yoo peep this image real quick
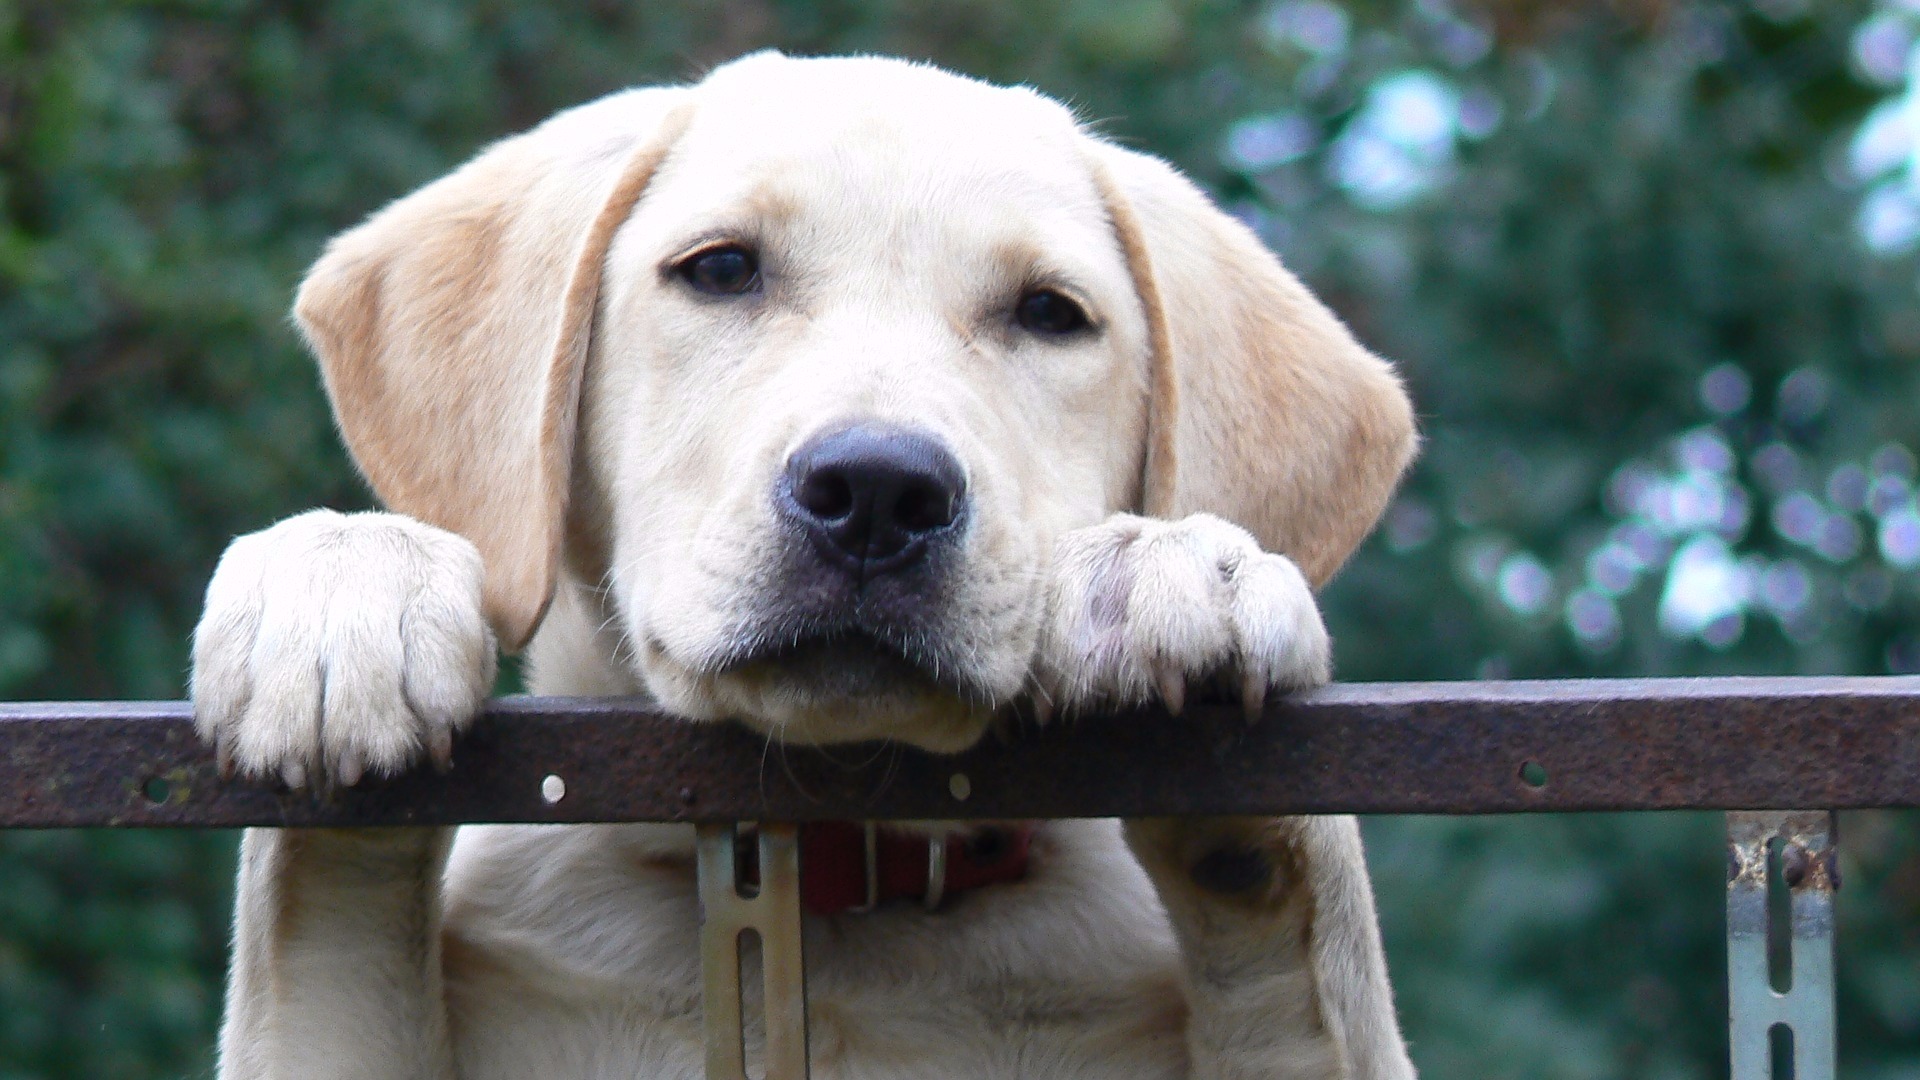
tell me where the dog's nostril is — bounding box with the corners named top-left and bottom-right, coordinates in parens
top-left (796, 471), bottom-right (857, 521)
top-left (895, 482), bottom-right (957, 532)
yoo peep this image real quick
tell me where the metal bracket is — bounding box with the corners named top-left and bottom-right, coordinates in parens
top-left (697, 823), bottom-right (810, 1080)
top-left (1728, 811), bottom-right (1837, 1080)
top-left (848, 821), bottom-right (880, 914)
top-left (924, 833), bottom-right (948, 911)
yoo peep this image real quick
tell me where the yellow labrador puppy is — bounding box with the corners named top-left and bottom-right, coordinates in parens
top-left (191, 52), bottom-right (1419, 1079)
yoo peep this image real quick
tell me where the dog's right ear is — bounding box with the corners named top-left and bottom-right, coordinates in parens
top-left (294, 89), bottom-right (693, 651)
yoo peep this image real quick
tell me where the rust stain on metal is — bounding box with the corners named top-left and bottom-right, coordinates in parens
top-left (1728, 811), bottom-right (1838, 894)
top-left (1, 677), bottom-right (1918, 828)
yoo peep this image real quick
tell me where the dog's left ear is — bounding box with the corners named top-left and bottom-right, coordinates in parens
top-left (1087, 142), bottom-right (1418, 586)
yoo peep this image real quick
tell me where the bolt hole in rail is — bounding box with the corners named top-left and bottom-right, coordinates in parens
top-left (5, 677), bottom-right (1916, 1079)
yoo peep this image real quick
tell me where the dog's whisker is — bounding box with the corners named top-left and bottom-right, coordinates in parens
top-left (874, 740), bottom-right (905, 801)
top-left (771, 725), bottom-right (824, 803)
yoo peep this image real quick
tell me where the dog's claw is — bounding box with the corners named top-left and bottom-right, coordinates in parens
top-left (280, 761), bottom-right (308, 791)
top-left (430, 727), bottom-right (455, 773)
top-left (337, 750), bottom-right (364, 788)
top-left (1157, 663), bottom-right (1186, 717)
top-left (1242, 672), bottom-right (1267, 724)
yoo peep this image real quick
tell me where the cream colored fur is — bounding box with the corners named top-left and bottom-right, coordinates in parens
top-left (191, 53), bottom-right (1420, 1079)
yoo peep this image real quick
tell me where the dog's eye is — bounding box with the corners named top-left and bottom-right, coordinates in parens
top-left (677, 245), bottom-right (760, 296)
top-left (1014, 289), bottom-right (1089, 336)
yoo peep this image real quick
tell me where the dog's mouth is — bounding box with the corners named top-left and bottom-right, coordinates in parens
top-left (713, 627), bottom-right (978, 703)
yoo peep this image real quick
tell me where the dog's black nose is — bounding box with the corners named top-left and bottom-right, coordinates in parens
top-left (783, 425), bottom-right (966, 572)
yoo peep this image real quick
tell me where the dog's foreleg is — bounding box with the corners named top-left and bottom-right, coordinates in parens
top-left (1125, 815), bottom-right (1416, 1080)
top-left (1037, 515), bottom-right (1415, 1077)
top-left (220, 827), bottom-right (457, 1080)
top-left (193, 510), bottom-right (494, 1078)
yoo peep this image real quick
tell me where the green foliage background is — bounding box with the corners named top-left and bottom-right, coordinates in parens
top-left (5, 0), bottom-right (1920, 1076)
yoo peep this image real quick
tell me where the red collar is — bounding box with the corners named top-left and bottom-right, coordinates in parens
top-left (738, 822), bottom-right (1035, 915)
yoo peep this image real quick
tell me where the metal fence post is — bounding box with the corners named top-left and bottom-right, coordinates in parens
top-left (697, 823), bottom-right (810, 1080)
top-left (1728, 811), bottom-right (1837, 1080)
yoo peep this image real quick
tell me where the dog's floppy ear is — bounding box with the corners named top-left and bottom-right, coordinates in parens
top-left (294, 90), bottom-right (692, 650)
top-left (1087, 142), bottom-right (1418, 586)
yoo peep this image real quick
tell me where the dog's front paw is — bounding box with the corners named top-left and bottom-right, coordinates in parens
top-left (1035, 513), bottom-right (1329, 718)
top-left (191, 509), bottom-right (497, 789)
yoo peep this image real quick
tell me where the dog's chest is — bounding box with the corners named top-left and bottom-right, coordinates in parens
top-left (439, 821), bottom-right (1190, 1079)
top-left (446, 979), bottom-right (1189, 1079)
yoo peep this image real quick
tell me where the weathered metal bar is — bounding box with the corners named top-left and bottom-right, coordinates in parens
top-left (1727, 811), bottom-right (1838, 1080)
top-left (3, 676), bottom-right (1918, 827)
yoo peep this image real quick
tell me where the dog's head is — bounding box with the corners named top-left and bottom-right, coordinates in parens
top-left (293, 53), bottom-right (1415, 751)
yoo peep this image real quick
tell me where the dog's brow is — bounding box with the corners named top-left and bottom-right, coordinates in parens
top-left (740, 182), bottom-right (802, 227)
top-left (655, 184), bottom-right (799, 270)
top-left (992, 238), bottom-right (1053, 280)
top-left (992, 239), bottom-right (1095, 304)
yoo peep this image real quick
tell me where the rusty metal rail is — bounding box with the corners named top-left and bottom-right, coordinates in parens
top-left (4, 675), bottom-right (1904, 1080)
top-left (4, 675), bottom-right (1918, 828)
